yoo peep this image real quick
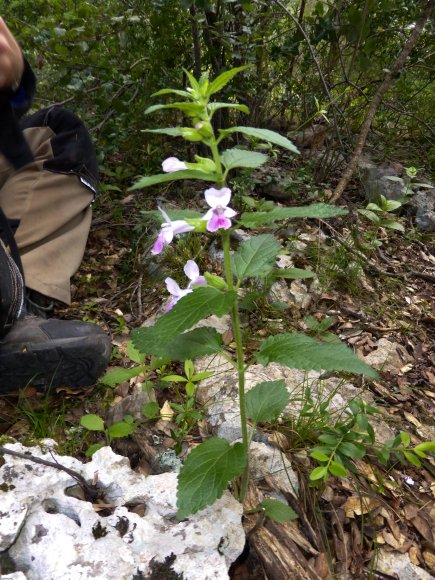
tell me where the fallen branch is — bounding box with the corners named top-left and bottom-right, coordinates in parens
top-left (0, 446), bottom-right (101, 501)
top-left (331, 0), bottom-right (434, 202)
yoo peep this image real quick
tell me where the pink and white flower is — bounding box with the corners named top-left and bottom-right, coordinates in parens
top-left (165, 260), bottom-right (206, 312)
top-left (202, 187), bottom-right (237, 232)
top-left (162, 157), bottom-right (188, 173)
top-left (151, 207), bottom-right (194, 255)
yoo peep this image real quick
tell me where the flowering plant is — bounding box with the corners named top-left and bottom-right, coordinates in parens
top-left (131, 67), bottom-right (376, 521)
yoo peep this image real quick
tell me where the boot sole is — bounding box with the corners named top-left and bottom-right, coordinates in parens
top-left (0, 334), bottom-right (111, 392)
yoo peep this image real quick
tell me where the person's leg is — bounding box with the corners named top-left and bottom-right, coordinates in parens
top-left (0, 107), bottom-right (98, 304)
top-left (0, 108), bottom-right (110, 391)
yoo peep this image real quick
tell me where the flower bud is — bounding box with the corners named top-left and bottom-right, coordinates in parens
top-left (204, 272), bottom-right (228, 290)
top-left (180, 128), bottom-right (203, 142)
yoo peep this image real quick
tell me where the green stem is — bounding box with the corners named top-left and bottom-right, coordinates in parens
top-left (222, 231), bottom-right (250, 501)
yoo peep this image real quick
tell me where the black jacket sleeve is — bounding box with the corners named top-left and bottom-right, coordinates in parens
top-left (0, 58), bottom-right (36, 169)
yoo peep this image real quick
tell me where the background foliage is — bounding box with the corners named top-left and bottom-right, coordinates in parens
top-left (2, 0), bottom-right (433, 175)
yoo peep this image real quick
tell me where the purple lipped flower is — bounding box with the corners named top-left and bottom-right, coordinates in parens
top-left (164, 260), bottom-right (206, 312)
top-left (151, 207), bottom-right (194, 255)
top-left (202, 187), bottom-right (237, 232)
top-left (162, 157), bottom-right (188, 173)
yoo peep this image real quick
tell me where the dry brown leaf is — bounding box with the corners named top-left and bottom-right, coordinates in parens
top-left (382, 529), bottom-right (411, 552)
top-left (408, 545), bottom-right (422, 566)
top-left (268, 431), bottom-right (290, 451)
top-left (314, 553), bottom-right (330, 578)
top-left (403, 503), bottom-right (419, 520)
top-left (423, 550), bottom-right (435, 573)
top-left (344, 496), bottom-right (382, 518)
top-left (410, 515), bottom-right (434, 544)
top-left (386, 516), bottom-right (402, 541)
top-left (404, 411), bottom-right (422, 428)
top-left (321, 486), bottom-right (335, 503)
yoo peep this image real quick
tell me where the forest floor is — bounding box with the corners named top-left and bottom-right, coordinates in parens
top-left (1, 159), bottom-right (434, 579)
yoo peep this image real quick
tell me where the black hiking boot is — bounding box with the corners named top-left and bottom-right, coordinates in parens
top-left (0, 314), bottom-right (112, 392)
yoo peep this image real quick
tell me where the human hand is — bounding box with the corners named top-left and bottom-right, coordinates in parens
top-left (0, 17), bottom-right (24, 90)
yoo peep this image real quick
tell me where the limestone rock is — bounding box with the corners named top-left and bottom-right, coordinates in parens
top-left (361, 338), bottom-right (412, 373)
top-left (375, 550), bottom-right (434, 580)
top-left (1, 442), bottom-right (245, 580)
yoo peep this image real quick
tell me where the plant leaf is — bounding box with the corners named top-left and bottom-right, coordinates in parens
top-left (338, 442), bottom-right (366, 459)
top-left (126, 340), bottom-right (146, 364)
top-left (107, 421), bottom-right (135, 438)
top-left (221, 126), bottom-right (299, 154)
top-left (143, 127), bottom-right (184, 137)
top-left (144, 102), bottom-right (204, 116)
top-left (177, 438), bottom-right (246, 519)
top-left (208, 102), bottom-right (249, 116)
top-left (132, 288), bottom-right (237, 355)
top-left (220, 148), bottom-right (268, 170)
top-left (130, 170), bottom-right (217, 190)
top-left (245, 380), bottom-right (289, 423)
top-left (207, 66), bottom-right (250, 96)
top-left (310, 450), bottom-right (330, 462)
top-left (142, 402), bottom-right (159, 419)
top-left (85, 443), bottom-right (104, 457)
top-left (232, 234), bottom-right (280, 280)
top-left (159, 327), bottom-right (223, 361)
top-left (80, 414), bottom-right (105, 432)
top-left (239, 204), bottom-right (347, 228)
top-left (151, 88), bottom-right (194, 99)
top-left (257, 333), bottom-right (377, 377)
top-left (259, 499), bottom-right (298, 522)
top-left (329, 461), bottom-right (348, 477)
top-left (99, 366), bottom-right (143, 388)
top-left (310, 466), bottom-right (328, 481)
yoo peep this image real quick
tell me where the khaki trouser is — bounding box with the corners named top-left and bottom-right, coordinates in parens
top-left (0, 125), bottom-right (94, 304)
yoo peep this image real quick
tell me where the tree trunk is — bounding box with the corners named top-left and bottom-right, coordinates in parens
top-left (331, 0), bottom-right (434, 202)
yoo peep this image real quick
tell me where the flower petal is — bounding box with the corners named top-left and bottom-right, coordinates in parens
top-left (162, 157), bottom-right (188, 173)
top-left (184, 260), bottom-right (200, 281)
top-left (204, 187), bottom-right (232, 209)
top-left (207, 208), bottom-right (233, 232)
top-left (151, 232), bottom-right (165, 255)
top-left (171, 220), bottom-right (195, 235)
top-left (165, 277), bottom-right (182, 297)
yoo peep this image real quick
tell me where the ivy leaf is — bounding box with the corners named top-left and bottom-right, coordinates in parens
top-left (177, 438), bottom-right (246, 520)
top-left (132, 288), bottom-right (237, 355)
top-left (129, 170), bottom-right (217, 190)
top-left (245, 380), bottom-right (289, 423)
top-left (220, 126), bottom-right (299, 154)
top-left (239, 204), bottom-right (348, 228)
top-left (220, 148), bottom-right (268, 170)
top-left (80, 414), bottom-right (105, 432)
top-left (207, 65), bottom-right (250, 96)
top-left (259, 499), bottom-right (298, 522)
top-left (99, 366), bottom-right (143, 388)
top-left (257, 333), bottom-right (377, 377)
top-left (232, 234), bottom-right (280, 280)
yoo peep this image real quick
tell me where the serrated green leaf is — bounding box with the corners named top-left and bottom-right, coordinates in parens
top-left (239, 204), bottom-right (348, 228)
top-left (220, 148), bottom-right (268, 170)
top-left (177, 438), bottom-right (246, 519)
top-left (107, 421), bottom-right (135, 438)
top-left (130, 170), bottom-right (217, 190)
top-left (143, 128), bottom-right (184, 137)
top-left (338, 442), bottom-right (366, 459)
top-left (310, 450), bottom-right (330, 462)
top-left (144, 327), bottom-right (223, 361)
top-left (328, 461), bottom-right (348, 477)
top-left (310, 466), bottom-right (328, 481)
top-left (245, 380), bottom-right (289, 423)
top-left (151, 88), bottom-right (193, 99)
top-left (259, 499), bottom-right (298, 522)
top-left (80, 414), bottom-right (105, 432)
top-left (257, 333), bottom-right (377, 377)
top-left (272, 268), bottom-right (315, 279)
top-left (132, 288), bottom-right (237, 355)
top-left (208, 102), bottom-right (249, 116)
top-left (207, 66), bottom-right (250, 96)
top-left (232, 234), bottom-right (280, 280)
top-left (145, 102), bottom-right (204, 116)
top-left (126, 340), bottom-right (146, 364)
top-left (221, 126), bottom-right (299, 154)
top-left (99, 366), bottom-right (143, 388)
top-left (142, 402), bottom-right (159, 419)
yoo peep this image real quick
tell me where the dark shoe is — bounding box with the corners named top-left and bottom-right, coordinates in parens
top-left (0, 315), bottom-right (111, 392)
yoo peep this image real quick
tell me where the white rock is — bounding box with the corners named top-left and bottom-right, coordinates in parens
top-left (250, 442), bottom-right (299, 495)
top-left (362, 338), bottom-right (412, 373)
top-left (1, 442), bottom-right (245, 580)
top-left (2, 574), bottom-right (28, 580)
top-left (376, 550), bottom-right (434, 580)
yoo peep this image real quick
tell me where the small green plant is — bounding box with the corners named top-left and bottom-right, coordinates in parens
top-left (309, 399), bottom-right (435, 482)
top-left (384, 166), bottom-right (433, 204)
top-left (358, 195), bottom-right (405, 249)
top-left (80, 413), bottom-right (138, 456)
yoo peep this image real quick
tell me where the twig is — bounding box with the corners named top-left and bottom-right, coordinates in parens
top-left (0, 446), bottom-right (101, 501)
